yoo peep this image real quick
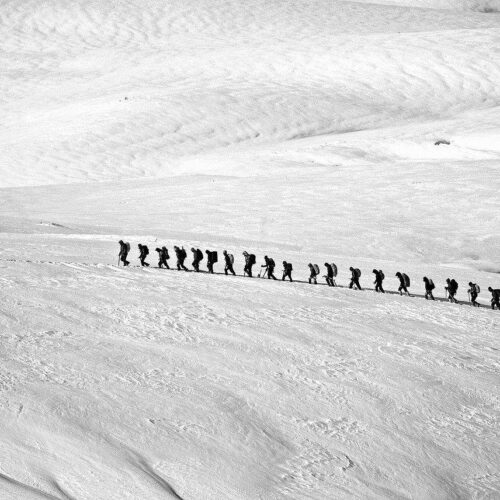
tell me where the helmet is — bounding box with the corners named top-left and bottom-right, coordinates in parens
top-left (119, 240), bottom-right (123, 244)
top-left (372, 269), bottom-right (377, 273)
top-left (349, 266), bottom-right (353, 271)
top-left (223, 250), bottom-right (227, 254)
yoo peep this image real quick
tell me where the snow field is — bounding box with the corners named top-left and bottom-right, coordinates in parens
top-left (0, 257), bottom-right (499, 499)
top-left (1, 0), bottom-right (500, 186)
top-left (0, 0), bottom-right (500, 497)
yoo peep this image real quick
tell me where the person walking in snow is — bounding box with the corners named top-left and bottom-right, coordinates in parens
top-left (396, 272), bottom-right (410, 296)
top-left (118, 240), bottom-right (130, 267)
top-left (308, 263), bottom-right (319, 284)
top-left (138, 244), bottom-right (150, 267)
top-left (349, 267), bottom-right (362, 290)
top-left (155, 246), bottom-right (170, 269)
top-left (373, 269), bottom-right (385, 293)
top-left (324, 263), bottom-right (335, 287)
top-left (223, 250), bottom-right (236, 276)
top-left (282, 261), bottom-right (293, 282)
top-left (243, 251), bottom-right (255, 277)
top-left (191, 247), bottom-right (203, 272)
top-left (445, 278), bottom-right (459, 303)
top-left (205, 250), bottom-right (216, 274)
top-left (488, 287), bottom-right (500, 310)
top-left (262, 256), bottom-right (277, 280)
top-left (468, 282), bottom-right (480, 307)
top-left (174, 246), bottom-right (188, 271)
top-left (423, 277), bottom-right (435, 300)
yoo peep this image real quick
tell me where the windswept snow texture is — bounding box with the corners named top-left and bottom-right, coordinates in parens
top-left (0, 0), bottom-right (500, 499)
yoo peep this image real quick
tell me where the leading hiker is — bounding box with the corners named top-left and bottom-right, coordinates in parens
top-left (118, 240), bottom-right (130, 267)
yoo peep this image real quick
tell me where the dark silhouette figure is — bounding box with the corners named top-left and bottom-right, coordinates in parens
top-left (349, 267), bottom-right (362, 290)
top-left (118, 240), bottom-right (130, 266)
top-left (423, 277), bottom-right (435, 300)
top-left (282, 261), bottom-right (293, 282)
top-left (138, 244), bottom-right (150, 267)
top-left (396, 272), bottom-right (410, 296)
top-left (223, 250), bottom-right (236, 275)
top-left (262, 256), bottom-right (277, 280)
top-left (155, 246), bottom-right (170, 269)
top-left (488, 287), bottom-right (500, 310)
top-left (373, 269), bottom-right (385, 293)
top-left (174, 246), bottom-right (188, 271)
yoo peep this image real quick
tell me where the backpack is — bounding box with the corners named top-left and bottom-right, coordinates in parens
top-left (475, 284), bottom-right (480, 294)
top-left (331, 263), bottom-right (338, 277)
top-left (125, 242), bottom-right (130, 253)
top-left (403, 273), bottom-right (410, 287)
top-left (211, 251), bottom-right (218, 263)
top-left (287, 263), bottom-right (293, 272)
top-left (229, 254), bottom-right (234, 264)
top-left (269, 258), bottom-right (275, 267)
top-left (451, 279), bottom-right (458, 291)
top-left (429, 279), bottom-right (435, 290)
top-left (355, 268), bottom-right (361, 278)
top-left (181, 248), bottom-right (187, 259)
top-left (379, 270), bottom-right (385, 280)
top-left (249, 254), bottom-right (256, 265)
top-left (196, 248), bottom-right (203, 260)
top-left (143, 246), bottom-right (149, 256)
top-left (313, 264), bottom-right (320, 275)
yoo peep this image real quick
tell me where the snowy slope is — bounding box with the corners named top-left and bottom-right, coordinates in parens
top-left (1, 0), bottom-right (500, 185)
top-left (0, 0), bottom-right (499, 498)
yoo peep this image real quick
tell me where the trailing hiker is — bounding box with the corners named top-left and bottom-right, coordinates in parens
top-left (118, 240), bottom-right (130, 267)
top-left (191, 247), bottom-right (203, 272)
top-left (349, 267), bottom-right (362, 290)
top-left (223, 250), bottom-right (236, 276)
top-left (155, 246), bottom-right (170, 269)
top-left (423, 277), bottom-right (435, 300)
top-left (488, 287), bottom-right (500, 310)
top-left (282, 261), bottom-right (293, 282)
top-left (243, 251), bottom-right (256, 277)
top-left (138, 244), bottom-right (150, 267)
top-left (324, 263), bottom-right (336, 287)
top-left (468, 282), bottom-right (480, 307)
top-left (206, 250), bottom-right (218, 274)
top-left (262, 256), bottom-right (277, 280)
top-left (396, 272), bottom-right (410, 296)
top-left (174, 246), bottom-right (188, 271)
top-left (445, 278), bottom-right (459, 303)
top-left (373, 269), bottom-right (385, 293)
top-left (308, 263), bottom-right (320, 284)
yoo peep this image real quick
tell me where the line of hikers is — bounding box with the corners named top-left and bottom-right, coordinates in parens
top-left (118, 241), bottom-right (500, 309)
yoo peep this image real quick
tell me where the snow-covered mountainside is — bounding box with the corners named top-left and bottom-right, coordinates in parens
top-left (0, 0), bottom-right (499, 498)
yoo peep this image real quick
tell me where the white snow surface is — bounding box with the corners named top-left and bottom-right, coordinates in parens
top-left (0, 0), bottom-right (499, 498)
